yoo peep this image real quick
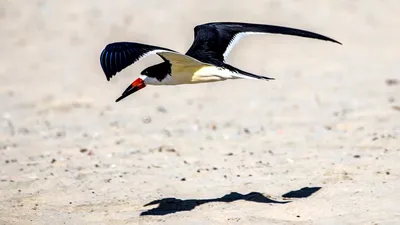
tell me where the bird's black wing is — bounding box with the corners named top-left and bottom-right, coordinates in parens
top-left (185, 22), bottom-right (341, 64)
top-left (100, 42), bottom-right (177, 81)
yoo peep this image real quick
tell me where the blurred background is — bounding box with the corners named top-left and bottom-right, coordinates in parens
top-left (1, 0), bottom-right (399, 224)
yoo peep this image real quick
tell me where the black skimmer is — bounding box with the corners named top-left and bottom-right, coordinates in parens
top-left (99, 22), bottom-right (341, 102)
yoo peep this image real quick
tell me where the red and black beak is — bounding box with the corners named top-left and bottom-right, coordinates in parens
top-left (115, 78), bottom-right (146, 102)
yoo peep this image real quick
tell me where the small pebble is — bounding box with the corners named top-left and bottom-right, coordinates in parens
top-left (268, 150), bottom-right (274, 155)
top-left (385, 79), bottom-right (398, 86)
top-left (156, 106), bottom-right (167, 113)
top-left (142, 117), bottom-right (152, 124)
top-left (115, 139), bottom-right (124, 145)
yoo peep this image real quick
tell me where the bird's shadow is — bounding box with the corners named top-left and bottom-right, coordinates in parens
top-left (140, 186), bottom-right (321, 216)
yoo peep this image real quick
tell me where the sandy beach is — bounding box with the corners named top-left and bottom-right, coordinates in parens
top-left (1, 1), bottom-right (399, 224)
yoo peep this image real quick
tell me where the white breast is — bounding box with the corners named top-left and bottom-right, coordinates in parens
top-left (141, 74), bottom-right (178, 85)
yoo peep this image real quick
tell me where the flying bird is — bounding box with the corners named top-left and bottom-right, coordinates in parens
top-left (99, 22), bottom-right (341, 102)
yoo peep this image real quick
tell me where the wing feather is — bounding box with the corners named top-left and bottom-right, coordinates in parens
top-left (99, 42), bottom-right (177, 81)
top-left (185, 22), bottom-right (341, 64)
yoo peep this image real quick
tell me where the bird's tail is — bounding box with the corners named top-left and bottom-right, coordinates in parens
top-left (234, 71), bottom-right (275, 81)
top-left (226, 65), bottom-right (275, 81)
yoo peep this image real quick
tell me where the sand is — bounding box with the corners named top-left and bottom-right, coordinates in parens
top-left (0, 0), bottom-right (399, 224)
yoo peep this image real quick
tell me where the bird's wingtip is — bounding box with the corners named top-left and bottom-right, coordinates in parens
top-left (329, 38), bottom-right (342, 45)
top-left (334, 40), bottom-right (343, 45)
top-left (263, 76), bottom-right (275, 81)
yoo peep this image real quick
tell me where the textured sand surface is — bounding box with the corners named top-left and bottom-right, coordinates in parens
top-left (1, 1), bottom-right (399, 224)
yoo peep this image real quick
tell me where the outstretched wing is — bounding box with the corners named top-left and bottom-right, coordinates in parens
top-left (185, 22), bottom-right (341, 64)
top-left (100, 42), bottom-right (177, 81)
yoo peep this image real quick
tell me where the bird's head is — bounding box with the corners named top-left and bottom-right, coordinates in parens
top-left (115, 63), bottom-right (168, 102)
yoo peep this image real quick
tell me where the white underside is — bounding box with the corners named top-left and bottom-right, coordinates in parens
top-left (141, 66), bottom-right (255, 86)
